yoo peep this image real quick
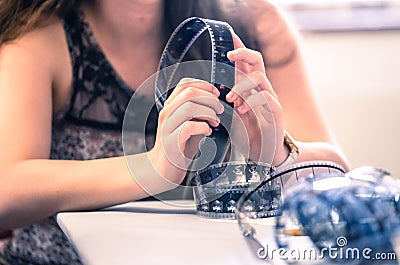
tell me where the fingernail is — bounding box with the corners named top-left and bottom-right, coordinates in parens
top-left (227, 92), bottom-right (238, 102)
top-left (211, 119), bottom-right (220, 127)
top-left (220, 103), bottom-right (225, 114)
top-left (213, 87), bottom-right (220, 96)
top-left (227, 50), bottom-right (236, 58)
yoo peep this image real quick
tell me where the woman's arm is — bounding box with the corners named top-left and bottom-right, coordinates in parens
top-left (0, 156), bottom-right (162, 230)
top-left (0, 22), bottom-right (174, 230)
top-left (250, 1), bottom-right (349, 169)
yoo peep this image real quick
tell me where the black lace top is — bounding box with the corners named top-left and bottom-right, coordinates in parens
top-left (0, 8), bottom-right (157, 265)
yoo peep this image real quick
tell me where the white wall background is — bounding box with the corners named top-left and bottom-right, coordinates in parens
top-left (299, 30), bottom-right (400, 176)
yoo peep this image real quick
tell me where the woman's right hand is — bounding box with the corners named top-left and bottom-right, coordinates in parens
top-left (148, 78), bottom-right (224, 186)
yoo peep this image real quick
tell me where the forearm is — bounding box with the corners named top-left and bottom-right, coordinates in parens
top-left (0, 152), bottom-right (173, 230)
top-left (296, 141), bottom-right (350, 171)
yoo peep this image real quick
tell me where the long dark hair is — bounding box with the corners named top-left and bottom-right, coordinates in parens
top-left (0, 0), bottom-right (259, 50)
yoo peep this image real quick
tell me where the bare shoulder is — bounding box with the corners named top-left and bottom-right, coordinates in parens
top-left (0, 19), bottom-right (72, 110)
top-left (1, 19), bottom-right (66, 68)
top-left (243, 0), bottom-right (300, 67)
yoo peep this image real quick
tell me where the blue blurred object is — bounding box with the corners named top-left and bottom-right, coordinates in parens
top-left (275, 166), bottom-right (400, 264)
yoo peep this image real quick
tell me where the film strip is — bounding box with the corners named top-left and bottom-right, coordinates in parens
top-left (155, 17), bottom-right (235, 166)
top-left (193, 161), bottom-right (280, 219)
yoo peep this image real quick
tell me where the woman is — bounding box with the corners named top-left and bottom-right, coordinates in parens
top-left (0, 0), bottom-right (349, 264)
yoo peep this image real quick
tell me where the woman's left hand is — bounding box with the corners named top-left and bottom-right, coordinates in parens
top-left (226, 33), bottom-right (288, 165)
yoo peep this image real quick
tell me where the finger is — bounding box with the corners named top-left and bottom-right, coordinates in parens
top-left (162, 120), bottom-right (211, 169)
top-left (162, 102), bottom-right (220, 133)
top-left (228, 48), bottom-right (265, 74)
top-left (237, 90), bottom-right (281, 115)
top-left (228, 32), bottom-right (250, 82)
top-left (165, 78), bottom-right (219, 105)
top-left (175, 120), bottom-right (212, 156)
top-left (227, 71), bottom-right (277, 103)
top-left (163, 88), bottom-right (224, 115)
top-left (231, 31), bottom-right (246, 49)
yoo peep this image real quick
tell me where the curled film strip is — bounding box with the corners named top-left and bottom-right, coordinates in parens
top-left (155, 17), bottom-right (262, 217)
top-left (155, 17), bottom-right (235, 168)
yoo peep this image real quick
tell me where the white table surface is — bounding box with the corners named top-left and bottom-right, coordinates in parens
top-left (57, 200), bottom-right (277, 265)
